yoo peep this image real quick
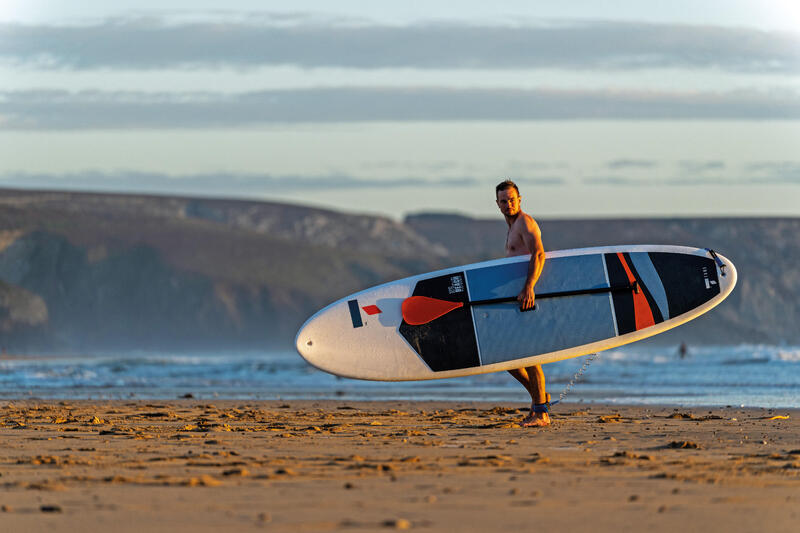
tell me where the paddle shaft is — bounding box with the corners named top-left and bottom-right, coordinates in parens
top-left (465, 280), bottom-right (638, 307)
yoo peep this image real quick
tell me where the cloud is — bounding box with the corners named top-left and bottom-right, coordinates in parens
top-left (584, 169), bottom-right (800, 187)
top-left (744, 160), bottom-right (800, 174)
top-left (504, 160), bottom-right (563, 171)
top-left (669, 176), bottom-right (800, 185)
top-left (582, 176), bottom-right (649, 186)
top-left (514, 176), bottom-right (566, 186)
top-left (3, 165), bottom-right (795, 200)
top-left (0, 170), bottom-right (479, 195)
top-left (2, 87), bottom-right (798, 129)
top-left (741, 161), bottom-right (800, 183)
top-left (662, 160), bottom-right (800, 185)
top-left (666, 176), bottom-right (738, 185)
top-left (661, 160), bottom-right (800, 185)
top-left (360, 160), bottom-right (461, 172)
top-left (679, 160), bottom-right (726, 173)
top-left (607, 159), bottom-right (659, 169)
top-left (0, 17), bottom-right (798, 73)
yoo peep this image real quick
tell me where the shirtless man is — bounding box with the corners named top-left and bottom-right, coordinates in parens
top-left (495, 180), bottom-right (550, 427)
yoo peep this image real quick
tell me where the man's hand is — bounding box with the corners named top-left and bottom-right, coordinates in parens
top-left (517, 285), bottom-right (536, 311)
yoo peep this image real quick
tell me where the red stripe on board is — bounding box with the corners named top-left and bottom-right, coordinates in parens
top-left (616, 252), bottom-right (655, 330)
top-left (362, 305), bottom-right (382, 315)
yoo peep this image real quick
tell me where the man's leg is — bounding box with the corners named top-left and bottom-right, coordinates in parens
top-left (523, 365), bottom-right (551, 427)
top-left (507, 367), bottom-right (550, 427)
top-left (527, 365), bottom-right (547, 404)
top-left (507, 367), bottom-right (531, 394)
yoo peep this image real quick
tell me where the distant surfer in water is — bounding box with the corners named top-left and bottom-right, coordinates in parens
top-left (678, 342), bottom-right (689, 359)
top-left (496, 180), bottom-right (550, 427)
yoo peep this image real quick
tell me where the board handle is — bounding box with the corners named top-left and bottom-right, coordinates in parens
top-left (705, 248), bottom-right (727, 277)
top-left (402, 281), bottom-right (639, 325)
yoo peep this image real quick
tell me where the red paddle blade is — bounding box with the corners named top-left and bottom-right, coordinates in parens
top-left (401, 296), bottom-right (464, 325)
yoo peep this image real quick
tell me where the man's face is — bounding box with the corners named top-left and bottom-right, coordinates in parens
top-left (496, 188), bottom-right (521, 217)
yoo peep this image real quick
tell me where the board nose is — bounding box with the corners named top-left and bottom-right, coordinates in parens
top-left (294, 313), bottom-right (347, 376)
top-left (294, 319), bottom-right (319, 368)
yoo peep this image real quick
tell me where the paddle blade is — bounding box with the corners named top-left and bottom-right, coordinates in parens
top-left (401, 296), bottom-right (464, 325)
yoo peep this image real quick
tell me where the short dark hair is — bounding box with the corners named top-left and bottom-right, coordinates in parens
top-left (495, 179), bottom-right (519, 197)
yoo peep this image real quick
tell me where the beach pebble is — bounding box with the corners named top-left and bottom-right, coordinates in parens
top-left (668, 440), bottom-right (700, 449)
top-left (383, 518), bottom-right (411, 529)
top-left (222, 467), bottom-right (249, 477)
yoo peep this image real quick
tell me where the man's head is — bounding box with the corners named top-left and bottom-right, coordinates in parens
top-left (496, 179), bottom-right (521, 217)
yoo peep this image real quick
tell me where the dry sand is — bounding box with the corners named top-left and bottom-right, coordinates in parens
top-left (1, 400), bottom-right (798, 532)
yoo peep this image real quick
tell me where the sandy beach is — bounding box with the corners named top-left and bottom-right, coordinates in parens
top-left (1, 400), bottom-right (798, 532)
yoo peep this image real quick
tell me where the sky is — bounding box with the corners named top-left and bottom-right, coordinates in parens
top-left (0, 1), bottom-right (799, 219)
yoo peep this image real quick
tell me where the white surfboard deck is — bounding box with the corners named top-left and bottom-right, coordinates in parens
top-left (295, 245), bottom-right (736, 381)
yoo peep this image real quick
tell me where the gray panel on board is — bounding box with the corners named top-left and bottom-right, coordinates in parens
top-left (472, 293), bottom-right (617, 365)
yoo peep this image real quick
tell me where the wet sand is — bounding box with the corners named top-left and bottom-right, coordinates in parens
top-left (1, 400), bottom-right (798, 532)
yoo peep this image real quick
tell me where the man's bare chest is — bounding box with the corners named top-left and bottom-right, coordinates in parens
top-left (505, 228), bottom-right (527, 257)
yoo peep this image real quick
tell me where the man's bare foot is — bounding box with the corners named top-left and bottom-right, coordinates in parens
top-left (520, 411), bottom-right (551, 427)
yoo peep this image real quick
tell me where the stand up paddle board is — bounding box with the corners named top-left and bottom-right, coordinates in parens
top-left (295, 245), bottom-right (736, 381)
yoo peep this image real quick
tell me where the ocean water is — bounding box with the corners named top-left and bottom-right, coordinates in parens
top-left (0, 345), bottom-right (798, 408)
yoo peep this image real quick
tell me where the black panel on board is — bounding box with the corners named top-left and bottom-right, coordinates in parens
top-left (649, 252), bottom-right (720, 317)
top-left (399, 272), bottom-right (481, 372)
top-left (604, 253), bottom-right (636, 335)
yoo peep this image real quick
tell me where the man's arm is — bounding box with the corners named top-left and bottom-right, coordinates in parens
top-left (517, 215), bottom-right (546, 311)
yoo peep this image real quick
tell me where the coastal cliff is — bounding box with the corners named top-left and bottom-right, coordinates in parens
top-left (0, 189), bottom-right (796, 352)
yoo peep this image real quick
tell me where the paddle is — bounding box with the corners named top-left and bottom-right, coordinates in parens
top-left (402, 281), bottom-right (639, 325)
